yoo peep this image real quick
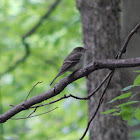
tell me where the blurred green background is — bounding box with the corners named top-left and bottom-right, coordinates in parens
top-left (0, 0), bottom-right (88, 139)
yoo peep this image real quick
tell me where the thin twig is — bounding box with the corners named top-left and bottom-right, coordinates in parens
top-left (28, 108), bottom-right (38, 117)
top-left (80, 71), bottom-right (114, 140)
top-left (9, 105), bottom-right (15, 107)
top-left (10, 107), bottom-right (58, 120)
top-left (30, 72), bottom-right (112, 109)
top-left (116, 22), bottom-right (140, 59)
top-left (80, 99), bottom-right (103, 140)
top-left (25, 81), bottom-right (43, 101)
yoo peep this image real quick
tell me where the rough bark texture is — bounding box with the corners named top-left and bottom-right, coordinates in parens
top-left (120, 0), bottom-right (140, 87)
top-left (76, 0), bottom-right (128, 140)
top-left (121, 0), bottom-right (140, 137)
top-left (122, 0), bottom-right (140, 59)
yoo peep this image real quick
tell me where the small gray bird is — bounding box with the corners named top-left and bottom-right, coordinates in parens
top-left (50, 47), bottom-right (87, 85)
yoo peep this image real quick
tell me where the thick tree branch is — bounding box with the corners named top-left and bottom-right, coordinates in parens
top-left (1, 57), bottom-right (140, 123)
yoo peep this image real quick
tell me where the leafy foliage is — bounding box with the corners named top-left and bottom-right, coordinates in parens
top-left (134, 74), bottom-right (140, 86)
top-left (102, 73), bottom-right (140, 130)
top-left (102, 92), bottom-right (139, 126)
top-left (120, 105), bottom-right (133, 125)
top-left (116, 101), bottom-right (139, 108)
top-left (135, 108), bottom-right (140, 122)
top-left (101, 109), bottom-right (119, 114)
top-left (108, 92), bottom-right (131, 103)
top-left (122, 85), bottom-right (134, 91)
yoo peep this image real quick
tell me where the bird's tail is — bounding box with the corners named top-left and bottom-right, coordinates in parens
top-left (50, 73), bottom-right (60, 86)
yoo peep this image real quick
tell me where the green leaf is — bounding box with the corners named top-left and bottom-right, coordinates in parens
top-left (134, 75), bottom-right (140, 85)
top-left (135, 108), bottom-right (140, 121)
top-left (122, 85), bottom-right (134, 91)
top-left (134, 70), bottom-right (140, 73)
top-left (120, 105), bottom-right (133, 126)
top-left (109, 92), bottom-right (131, 103)
top-left (101, 109), bottom-right (118, 114)
top-left (112, 112), bottom-right (120, 116)
top-left (116, 101), bottom-right (139, 108)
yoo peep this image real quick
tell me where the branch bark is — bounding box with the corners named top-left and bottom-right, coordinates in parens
top-left (0, 57), bottom-right (140, 123)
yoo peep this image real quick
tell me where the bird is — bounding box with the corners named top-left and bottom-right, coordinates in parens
top-left (50, 47), bottom-right (88, 85)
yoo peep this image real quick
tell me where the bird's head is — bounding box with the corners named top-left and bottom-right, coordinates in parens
top-left (73, 47), bottom-right (88, 53)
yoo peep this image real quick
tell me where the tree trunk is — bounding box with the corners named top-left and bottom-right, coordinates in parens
top-left (120, 0), bottom-right (140, 87)
top-left (76, 0), bottom-right (128, 140)
top-left (122, 0), bottom-right (140, 59)
top-left (121, 0), bottom-right (140, 138)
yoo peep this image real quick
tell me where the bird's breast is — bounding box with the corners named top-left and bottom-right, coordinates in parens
top-left (68, 55), bottom-right (84, 72)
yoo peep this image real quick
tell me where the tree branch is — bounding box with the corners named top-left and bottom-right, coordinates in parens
top-left (80, 71), bottom-right (114, 140)
top-left (29, 71), bottom-right (113, 109)
top-left (1, 57), bottom-right (140, 123)
top-left (117, 22), bottom-right (140, 59)
top-left (25, 81), bottom-right (43, 101)
top-left (119, 22), bottom-right (140, 58)
top-left (10, 107), bottom-right (58, 120)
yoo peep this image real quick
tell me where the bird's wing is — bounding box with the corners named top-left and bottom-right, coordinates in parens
top-left (50, 53), bottom-right (82, 85)
top-left (59, 53), bottom-right (82, 74)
